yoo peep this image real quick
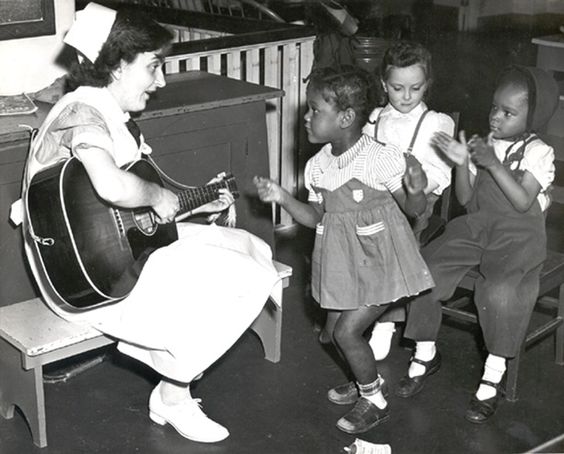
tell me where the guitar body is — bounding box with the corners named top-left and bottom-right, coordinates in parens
top-left (27, 158), bottom-right (178, 312)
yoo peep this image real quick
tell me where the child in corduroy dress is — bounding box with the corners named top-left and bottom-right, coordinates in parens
top-left (254, 66), bottom-right (434, 434)
top-left (395, 65), bottom-right (559, 424)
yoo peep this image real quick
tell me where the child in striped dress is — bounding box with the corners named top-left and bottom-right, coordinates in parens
top-left (254, 66), bottom-right (434, 434)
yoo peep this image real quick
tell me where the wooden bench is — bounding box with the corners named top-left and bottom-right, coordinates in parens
top-left (0, 260), bottom-right (292, 448)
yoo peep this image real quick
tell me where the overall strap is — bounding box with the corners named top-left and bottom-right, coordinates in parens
top-left (503, 133), bottom-right (538, 170)
top-left (406, 109), bottom-right (430, 154)
top-left (369, 111), bottom-right (386, 145)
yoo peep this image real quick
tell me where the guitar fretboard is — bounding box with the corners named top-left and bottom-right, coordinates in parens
top-left (177, 180), bottom-right (236, 215)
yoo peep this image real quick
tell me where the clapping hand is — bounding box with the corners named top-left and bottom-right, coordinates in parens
top-left (404, 154), bottom-right (427, 194)
top-left (432, 130), bottom-right (470, 166)
top-left (468, 132), bottom-right (499, 169)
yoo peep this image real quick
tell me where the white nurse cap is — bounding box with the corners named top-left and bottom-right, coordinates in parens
top-left (63, 2), bottom-right (117, 63)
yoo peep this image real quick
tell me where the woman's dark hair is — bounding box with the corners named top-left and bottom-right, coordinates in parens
top-left (307, 65), bottom-right (379, 125)
top-left (66, 7), bottom-right (174, 91)
top-left (380, 41), bottom-right (432, 83)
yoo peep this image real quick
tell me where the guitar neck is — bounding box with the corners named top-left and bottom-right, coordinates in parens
top-left (176, 182), bottom-right (228, 215)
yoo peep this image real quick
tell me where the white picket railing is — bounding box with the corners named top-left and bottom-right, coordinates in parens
top-left (164, 24), bottom-right (315, 225)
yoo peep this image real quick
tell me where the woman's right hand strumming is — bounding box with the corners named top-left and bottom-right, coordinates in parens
top-left (153, 186), bottom-right (180, 224)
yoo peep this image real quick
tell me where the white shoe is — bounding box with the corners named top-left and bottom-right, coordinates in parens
top-left (149, 384), bottom-right (229, 443)
top-left (369, 322), bottom-right (396, 361)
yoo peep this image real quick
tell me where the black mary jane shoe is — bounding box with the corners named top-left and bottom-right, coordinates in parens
top-left (465, 379), bottom-right (504, 424)
top-left (395, 351), bottom-right (441, 398)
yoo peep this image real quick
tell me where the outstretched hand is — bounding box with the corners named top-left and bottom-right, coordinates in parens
top-left (253, 176), bottom-right (283, 204)
top-left (404, 154), bottom-right (427, 195)
top-left (432, 130), bottom-right (470, 166)
top-left (468, 132), bottom-right (499, 169)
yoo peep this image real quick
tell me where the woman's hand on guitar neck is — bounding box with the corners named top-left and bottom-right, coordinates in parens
top-left (190, 188), bottom-right (235, 216)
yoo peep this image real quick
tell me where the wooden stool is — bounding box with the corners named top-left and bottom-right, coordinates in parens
top-left (442, 249), bottom-right (564, 401)
top-left (0, 299), bottom-right (114, 448)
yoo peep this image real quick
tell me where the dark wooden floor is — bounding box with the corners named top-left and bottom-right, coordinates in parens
top-left (1, 8), bottom-right (564, 454)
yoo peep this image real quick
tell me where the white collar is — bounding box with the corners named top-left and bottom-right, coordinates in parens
top-left (381, 102), bottom-right (427, 120)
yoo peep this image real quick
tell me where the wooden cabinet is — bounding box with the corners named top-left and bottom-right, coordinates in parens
top-left (0, 71), bottom-right (283, 307)
top-left (138, 71), bottom-right (283, 249)
top-left (0, 108), bottom-right (46, 307)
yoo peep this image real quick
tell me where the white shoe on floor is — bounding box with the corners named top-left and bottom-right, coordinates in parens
top-left (369, 322), bottom-right (396, 361)
top-left (149, 384), bottom-right (229, 443)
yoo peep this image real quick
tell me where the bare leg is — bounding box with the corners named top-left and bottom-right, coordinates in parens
top-left (319, 310), bottom-right (339, 344)
top-left (333, 305), bottom-right (388, 384)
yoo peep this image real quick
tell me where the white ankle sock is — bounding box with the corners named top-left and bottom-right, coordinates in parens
top-left (363, 390), bottom-right (388, 409)
top-left (408, 342), bottom-right (436, 378)
top-left (369, 322), bottom-right (396, 361)
top-left (358, 377), bottom-right (388, 409)
top-left (476, 355), bottom-right (506, 400)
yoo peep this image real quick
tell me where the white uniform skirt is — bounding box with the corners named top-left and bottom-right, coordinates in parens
top-left (30, 223), bottom-right (282, 383)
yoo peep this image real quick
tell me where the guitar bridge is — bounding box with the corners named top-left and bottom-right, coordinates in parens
top-left (113, 208), bottom-right (125, 237)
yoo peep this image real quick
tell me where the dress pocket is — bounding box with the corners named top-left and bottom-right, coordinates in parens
top-left (356, 221), bottom-right (386, 265)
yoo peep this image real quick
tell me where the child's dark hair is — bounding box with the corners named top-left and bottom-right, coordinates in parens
top-left (495, 65), bottom-right (530, 117)
top-left (67, 7), bottom-right (174, 91)
top-left (307, 66), bottom-right (379, 125)
top-left (380, 41), bottom-right (432, 83)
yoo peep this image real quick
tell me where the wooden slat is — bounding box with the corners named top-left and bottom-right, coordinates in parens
top-left (165, 58), bottom-right (180, 74)
top-left (184, 57), bottom-right (201, 71)
top-left (227, 50), bottom-right (241, 79)
top-left (296, 39), bottom-right (314, 199)
top-left (264, 46), bottom-right (281, 180)
top-left (279, 43), bottom-right (299, 226)
top-left (245, 48), bottom-right (260, 84)
top-left (208, 53), bottom-right (222, 75)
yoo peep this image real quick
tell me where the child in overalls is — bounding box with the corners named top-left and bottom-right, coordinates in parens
top-left (396, 65), bottom-right (558, 424)
top-left (361, 41), bottom-right (455, 359)
top-left (254, 66), bottom-right (434, 434)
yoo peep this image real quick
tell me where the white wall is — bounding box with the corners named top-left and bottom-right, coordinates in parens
top-left (0, 0), bottom-right (74, 95)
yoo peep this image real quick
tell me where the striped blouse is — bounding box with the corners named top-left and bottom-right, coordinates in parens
top-left (305, 134), bottom-right (405, 204)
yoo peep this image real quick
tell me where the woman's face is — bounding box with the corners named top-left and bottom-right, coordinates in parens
top-left (111, 49), bottom-right (166, 113)
top-left (382, 64), bottom-right (429, 114)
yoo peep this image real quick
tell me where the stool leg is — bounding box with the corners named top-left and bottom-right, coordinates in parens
top-left (0, 339), bottom-right (47, 448)
top-left (505, 345), bottom-right (523, 402)
top-left (250, 299), bottom-right (282, 363)
top-left (556, 284), bottom-right (564, 366)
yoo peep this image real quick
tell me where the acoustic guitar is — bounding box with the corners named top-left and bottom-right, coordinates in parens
top-left (26, 157), bottom-right (238, 313)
